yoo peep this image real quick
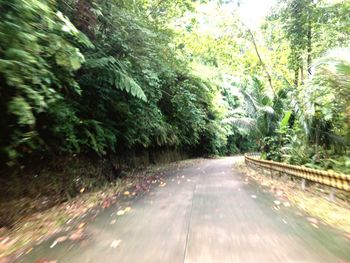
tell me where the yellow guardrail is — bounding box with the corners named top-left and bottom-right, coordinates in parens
top-left (244, 154), bottom-right (350, 192)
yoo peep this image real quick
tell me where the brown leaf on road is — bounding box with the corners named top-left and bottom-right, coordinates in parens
top-left (69, 229), bottom-right (87, 242)
top-left (102, 199), bottom-right (111, 209)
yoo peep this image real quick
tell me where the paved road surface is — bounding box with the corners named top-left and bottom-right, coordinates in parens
top-left (19, 157), bottom-right (350, 263)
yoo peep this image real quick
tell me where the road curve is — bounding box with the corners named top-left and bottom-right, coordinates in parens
top-left (19, 157), bottom-right (350, 263)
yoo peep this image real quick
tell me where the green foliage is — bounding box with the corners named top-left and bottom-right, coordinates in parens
top-left (0, 0), bottom-right (234, 165)
top-left (1, 0), bottom-right (349, 172)
top-left (82, 56), bottom-right (147, 101)
top-left (0, 0), bottom-right (86, 164)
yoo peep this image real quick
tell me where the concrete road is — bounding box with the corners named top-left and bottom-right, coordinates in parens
top-left (19, 157), bottom-right (350, 263)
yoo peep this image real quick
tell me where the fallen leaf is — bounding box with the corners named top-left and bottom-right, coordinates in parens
top-left (102, 199), bottom-right (111, 208)
top-left (123, 191), bottom-right (130, 196)
top-left (276, 190), bottom-right (283, 196)
top-left (306, 217), bottom-right (318, 225)
top-left (78, 223), bottom-right (86, 229)
top-left (69, 230), bottom-right (85, 241)
top-left (283, 202), bottom-right (291, 207)
top-left (80, 188), bottom-right (85, 193)
top-left (116, 210), bottom-right (125, 216)
top-left (0, 237), bottom-right (9, 245)
top-left (50, 241), bottom-right (58, 249)
top-left (110, 240), bottom-right (121, 248)
top-left (25, 247), bottom-right (33, 254)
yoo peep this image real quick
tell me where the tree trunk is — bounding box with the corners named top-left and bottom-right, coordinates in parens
top-left (307, 0), bottom-right (313, 77)
top-left (300, 62), bottom-right (304, 85)
top-left (294, 68), bottom-right (299, 87)
top-left (245, 27), bottom-right (276, 96)
top-left (307, 5), bottom-right (312, 76)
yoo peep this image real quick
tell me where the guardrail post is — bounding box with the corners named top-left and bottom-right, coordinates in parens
top-left (301, 178), bottom-right (306, 191)
top-left (328, 189), bottom-right (336, 202)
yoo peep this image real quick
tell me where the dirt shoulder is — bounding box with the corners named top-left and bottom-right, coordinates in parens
top-left (234, 157), bottom-right (350, 235)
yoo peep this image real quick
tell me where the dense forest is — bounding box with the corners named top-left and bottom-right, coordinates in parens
top-left (0, 0), bottom-right (349, 174)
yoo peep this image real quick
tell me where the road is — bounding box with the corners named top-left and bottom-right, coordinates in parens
top-left (19, 157), bottom-right (350, 263)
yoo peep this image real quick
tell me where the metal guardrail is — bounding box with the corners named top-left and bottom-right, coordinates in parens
top-left (245, 153), bottom-right (350, 192)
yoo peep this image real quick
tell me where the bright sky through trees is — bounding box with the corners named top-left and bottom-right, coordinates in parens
top-left (237, 0), bottom-right (276, 28)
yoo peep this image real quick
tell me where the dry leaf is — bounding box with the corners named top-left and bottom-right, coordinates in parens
top-left (116, 210), bottom-right (125, 216)
top-left (110, 240), bottom-right (121, 248)
top-left (276, 190), bottom-right (283, 196)
top-left (25, 247), bottom-right (33, 254)
top-left (69, 230), bottom-right (85, 241)
top-left (311, 223), bottom-right (319, 229)
top-left (283, 202), bottom-right (291, 207)
top-left (50, 235), bottom-right (68, 248)
top-left (307, 217), bottom-right (318, 225)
